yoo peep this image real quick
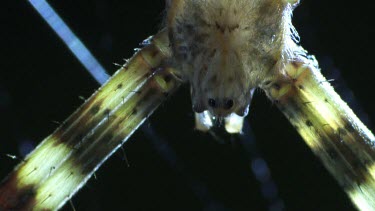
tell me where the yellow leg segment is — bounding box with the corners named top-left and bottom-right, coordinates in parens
top-left (0, 30), bottom-right (180, 210)
top-left (264, 59), bottom-right (375, 210)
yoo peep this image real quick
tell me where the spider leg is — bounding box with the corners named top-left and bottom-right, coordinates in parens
top-left (0, 30), bottom-right (181, 210)
top-left (263, 58), bottom-right (375, 210)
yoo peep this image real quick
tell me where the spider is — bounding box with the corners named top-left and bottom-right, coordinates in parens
top-left (0, 0), bottom-right (375, 210)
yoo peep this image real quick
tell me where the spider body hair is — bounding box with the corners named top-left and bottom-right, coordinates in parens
top-left (167, 0), bottom-right (301, 118)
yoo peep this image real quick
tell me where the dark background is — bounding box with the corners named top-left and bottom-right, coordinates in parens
top-left (1, 0), bottom-right (374, 210)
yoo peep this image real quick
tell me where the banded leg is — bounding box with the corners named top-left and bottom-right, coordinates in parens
top-left (0, 30), bottom-right (181, 210)
top-left (263, 58), bottom-right (375, 210)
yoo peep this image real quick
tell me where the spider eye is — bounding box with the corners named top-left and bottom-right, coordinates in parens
top-left (224, 99), bottom-right (234, 110)
top-left (208, 98), bottom-right (217, 108)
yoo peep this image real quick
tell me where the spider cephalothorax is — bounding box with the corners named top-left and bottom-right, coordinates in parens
top-left (167, 0), bottom-right (300, 120)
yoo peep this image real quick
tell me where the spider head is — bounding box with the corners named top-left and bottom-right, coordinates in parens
top-left (167, 0), bottom-right (285, 118)
top-left (191, 79), bottom-right (253, 118)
